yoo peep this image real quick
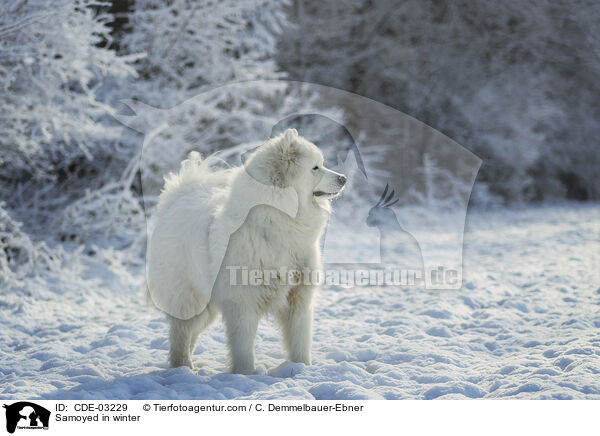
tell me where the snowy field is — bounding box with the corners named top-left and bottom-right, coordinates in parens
top-left (1, 202), bottom-right (599, 400)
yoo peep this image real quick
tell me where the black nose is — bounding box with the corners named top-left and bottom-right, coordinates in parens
top-left (338, 175), bottom-right (347, 185)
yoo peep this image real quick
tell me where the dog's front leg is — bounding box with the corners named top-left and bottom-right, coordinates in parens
top-left (277, 285), bottom-right (315, 365)
top-left (223, 303), bottom-right (259, 374)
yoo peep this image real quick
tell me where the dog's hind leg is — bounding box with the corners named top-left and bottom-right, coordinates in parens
top-left (168, 315), bottom-right (195, 368)
top-left (189, 306), bottom-right (217, 357)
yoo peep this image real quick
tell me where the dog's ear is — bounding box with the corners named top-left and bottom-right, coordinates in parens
top-left (243, 129), bottom-right (302, 188)
top-left (270, 129), bottom-right (301, 187)
top-left (283, 128), bottom-right (298, 143)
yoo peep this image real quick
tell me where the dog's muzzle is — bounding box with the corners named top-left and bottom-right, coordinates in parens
top-left (313, 174), bottom-right (347, 197)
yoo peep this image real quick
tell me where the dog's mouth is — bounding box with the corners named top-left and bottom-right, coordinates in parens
top-left (313, 187), bottom-right (344, 198)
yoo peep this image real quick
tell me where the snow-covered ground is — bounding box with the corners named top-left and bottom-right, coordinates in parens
top-left (1, 203), bottom-right (599, 400)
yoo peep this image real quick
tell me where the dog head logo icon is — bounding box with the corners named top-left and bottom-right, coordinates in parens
top-left (3, 402), bottom-right (50, 434)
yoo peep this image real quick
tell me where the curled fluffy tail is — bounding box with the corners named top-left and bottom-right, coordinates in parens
top-left (163, 151), bottom-right (207, 191)
top-left (157, 151), bottom-right (228, 213)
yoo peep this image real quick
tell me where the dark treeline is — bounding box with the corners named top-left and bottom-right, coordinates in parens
top-left (277, 0), bottom-right (600, 203)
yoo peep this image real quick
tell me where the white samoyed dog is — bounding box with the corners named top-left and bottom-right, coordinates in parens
top-left (147, 129), bottom-right (346, 374)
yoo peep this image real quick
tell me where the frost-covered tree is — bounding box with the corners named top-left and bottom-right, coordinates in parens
top-left (0, 0), bottom-right (135, 184)
top-left (119, 0), bottom-right (287, 104)
top-left (0, 0), bottom-right (138, 280)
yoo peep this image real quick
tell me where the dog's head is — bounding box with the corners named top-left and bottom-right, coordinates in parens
top-left (243, 128), bottom-right (346, 205)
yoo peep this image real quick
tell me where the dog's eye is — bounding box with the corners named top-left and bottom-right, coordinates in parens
top-left (312, 166), bottom-right (319, 171)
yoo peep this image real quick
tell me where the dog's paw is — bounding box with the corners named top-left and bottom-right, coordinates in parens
top-left (169, 356), bottom-right (194, 370)
top-left (254, 364), bottom-right (267, 375)
top-left (232, 364), bottom-right (256, 375)
top-left (268, 361), bottom-right (306, 378)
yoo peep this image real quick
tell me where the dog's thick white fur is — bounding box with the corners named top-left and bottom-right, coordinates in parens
top-left (147, 129), bottom-right (346, 374)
